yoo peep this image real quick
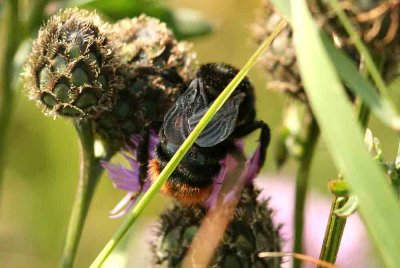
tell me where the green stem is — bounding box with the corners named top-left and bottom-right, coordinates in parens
top-left (25, 0), bottom-right (49, 34)
top-left (90, 20), bottom-right (288, 268)
top-left (318, 102), bottom-right (370, 265)
top-left (60, 120), bottom-right (105, 268)
top-left (0, 0), bottom-right (20, 207)
top-left (318, 197), bottom-right (347, 266)
top-left (318, 36), bottom-right (376, 262)
top-left (357, 102), bottom-right (370, 130)
top-left (317, 113), bottom-right (369, 264)
top-left (328, 0), bottom-right (390, 98)
top-left (292, 116), bottom-right (319, 268)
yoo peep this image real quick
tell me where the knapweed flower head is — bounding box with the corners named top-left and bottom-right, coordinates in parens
top-left (94, 15), bottom-right (197, 152)
top-left (152, 186), bottom-right (282, 268)
top-left (101, 130), bottom-right (158, 218)
top-left (252, 0), bottom-right (400, 102)
top-left (112, 15), bottom-right (197, 81)
top-left (24, 8), bottom-right (122, 118)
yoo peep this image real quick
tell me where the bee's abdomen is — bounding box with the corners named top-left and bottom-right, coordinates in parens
top-left (150, 144), bottom-right (221, 205)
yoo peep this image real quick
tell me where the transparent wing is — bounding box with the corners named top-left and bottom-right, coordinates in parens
top-left (188, 93), bottom-right (245, 147)
top-left (163, 78), bottom-right (208, 146)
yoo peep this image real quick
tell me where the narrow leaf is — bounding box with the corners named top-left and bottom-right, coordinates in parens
top-left (334, 196), bottom-right (359, 218)
top-left (290, 0), bottom-right (400, 266)
top-left (322, 36), bottom-right (400, 131)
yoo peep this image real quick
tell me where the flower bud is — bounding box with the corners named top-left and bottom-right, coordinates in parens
top-left (24, 8), bottom-right (122, 118)
top-left (94, 15), bottom-right (197, 152)
top-left (152, 186), bottom-right (282, 267)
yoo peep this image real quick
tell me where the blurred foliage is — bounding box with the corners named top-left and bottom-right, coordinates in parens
top-left (63, 0), bottom-right (213, 39)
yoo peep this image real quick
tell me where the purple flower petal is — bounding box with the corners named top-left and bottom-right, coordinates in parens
top-left (148, 129), bottom-right (159, 158)
top-left (243, 143), bottom-right (261, 184)
top-left (121, 152), bottom-right (140, 171)
top-left (129, 134), bottom-right (143, 149)
top-left (102, 161), bottom-right (140, 192)
top-left (110, 192), bottom-right (137, 219)
top-left (206, 154), bottom-right (239, 208)
top-left (206, 161), bottom-right (227, 208)
top-left (207, 141), bottom-right (263, 207)
top-left (102, 129), bottom-right (160, 218)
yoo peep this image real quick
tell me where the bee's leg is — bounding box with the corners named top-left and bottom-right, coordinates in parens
top-left (136, 125), bottom-right (161, 187)
top-left (136, 129), bottom-right (150, 187)
top-left (233, 121), bottom-right (270, 168)
top-left (134, 66), bottom-right (187, 93)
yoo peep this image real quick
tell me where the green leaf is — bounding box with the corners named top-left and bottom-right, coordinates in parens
top-left (334, 196), bottom-right (359, 218)
top-left (70, 0), bottom-right (212, 40)
top-left (270, 0), bottom-right (291, 19)
top-left (322, 36), bottom-right (400, 131)
top-left (76, 0), bottom-right (171, 21)
top-left (289, 0), bottom-right (400, 266)
top-left (171, 8), bottom-right (213, 39)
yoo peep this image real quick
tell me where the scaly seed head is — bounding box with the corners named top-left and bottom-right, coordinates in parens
top-left (24, 8), bottom-right (122, 119)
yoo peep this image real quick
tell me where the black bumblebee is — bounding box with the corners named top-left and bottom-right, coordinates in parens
top-left (149, 63), bottom-right (270, 205)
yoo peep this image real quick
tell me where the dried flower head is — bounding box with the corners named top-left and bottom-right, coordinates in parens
top-left (252, 0), bottom-right (400, 102)
top-left (94, 15), bottom-right (197, 152)
top-left (24, 8), bottom-right (122, 118)
top-left (152, 186), bottom-right (282, 267)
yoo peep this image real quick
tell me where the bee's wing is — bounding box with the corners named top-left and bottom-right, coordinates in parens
top-left (188, 93), bottom-right (245, 147)
top-left (163, 79), bottom-right (208, 145)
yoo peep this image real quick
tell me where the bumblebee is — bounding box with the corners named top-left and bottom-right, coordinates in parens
top-left (149, 63), bottom-right (270, 205)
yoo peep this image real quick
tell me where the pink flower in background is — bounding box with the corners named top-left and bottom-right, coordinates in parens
top-left (256, 176), bottom-right (379, 268)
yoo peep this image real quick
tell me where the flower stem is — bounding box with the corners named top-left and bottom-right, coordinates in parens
top-left (60, 120), bottom-right (105, 268)
top-left (293, 116), bottom-right (319, 268)
top-left (318, 99), bottom-right (370, 266)
top-left (318, 196), bottom-right (347, 266)
top-left (0, 0), bottom-right (20, 209)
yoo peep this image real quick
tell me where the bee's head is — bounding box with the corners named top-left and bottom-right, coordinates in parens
top-left (196, 63), bottom-right (253, 98)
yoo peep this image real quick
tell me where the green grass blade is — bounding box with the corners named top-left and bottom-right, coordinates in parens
top-left (90, 20), bottom-right (288, 268)
top-left (328, 0), bottom-right (390, 98)
top-left (322, 36), bottom-right (400, 131)
top-left (290, 0), bottom-right (400, 266)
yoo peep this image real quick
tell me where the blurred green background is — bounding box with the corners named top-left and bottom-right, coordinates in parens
top-left (0, 0), bottom-right (398, 267)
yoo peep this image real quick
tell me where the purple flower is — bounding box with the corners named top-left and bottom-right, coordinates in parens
top-left (101, 130), bottom-right (158, 218)
top-left (206, 140), bottom-right (263, 207)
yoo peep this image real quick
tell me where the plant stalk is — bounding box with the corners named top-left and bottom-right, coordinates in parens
top-left (60, 120), bottom-right (105, 268)
top-left (293, 116), bottom-right (319, 268)
top-left (328, 0), bottom-right (390, 99)
top-left (318, 197), bottom-right (347, 266)
top-left (0, 0), bottom-right (20, 208)
top-left (318, 99), bottom-right (370, 265)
